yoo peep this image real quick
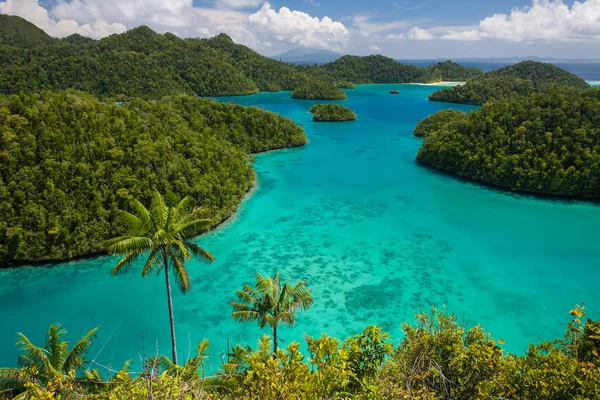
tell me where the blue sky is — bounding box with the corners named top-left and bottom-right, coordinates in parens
top-left (4, 0), bottom-right (600, 58)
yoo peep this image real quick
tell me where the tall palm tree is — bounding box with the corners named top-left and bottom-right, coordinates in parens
top-left (105, 189), bottom-right (215, 365)
top-left (230, 273), bottom-right (313, 353)
top-left (0, 324), bottom-right (97, 397)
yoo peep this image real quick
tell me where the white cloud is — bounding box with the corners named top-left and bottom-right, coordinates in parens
top-left (244, 2), bottom-right (349, 51)
top-left (479, 0), bottom-right (600, 41)
top-left (388, 0), bottom-right (600, 42)
top-left (214, 0), bottom-right (263, 10)
top-left (0, 0), bottom-right (126, 38)
top-left (0, 0), bottom-right (348, 52)
top-left (369, 44), bottom-right (381, 52)
top-left (353, 15), bottom-right (409, 36)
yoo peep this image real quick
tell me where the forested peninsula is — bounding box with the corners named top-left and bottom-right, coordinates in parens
top-left (428, 61), bottom-right (590, 105)
top-left (417, 87), bottom-right (600, 198)
top-left (0, 91), bottom-right (306, 263)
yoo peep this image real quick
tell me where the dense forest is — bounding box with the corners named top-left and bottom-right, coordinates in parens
top-left (425, 60), bottom-right (483, 81)
top-left (413, 109), bottom-right (467, 137)
top-left (309, 104), bottom-right (356, 121)
top-left (0, 91), bottom-right (306, 263)
top-left (417, 87), bottom-right (600, 198)
top-left (429, 61), bottom-right (589, 105)
top-left (0, 16), bottom-right (485, 100)
top-left (291, 81), bottom-right (347, 100)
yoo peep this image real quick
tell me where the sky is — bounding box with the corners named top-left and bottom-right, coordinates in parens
top-left (1, 0), bottom-right (599, 59)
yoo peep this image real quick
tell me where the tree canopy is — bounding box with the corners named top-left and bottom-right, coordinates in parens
top-left (417, 87), bottom-right (600, 198)
top-left (0, 91), bottom-right (306, 263)
top-left (428, 61), bottom-right (590, 105)
top-left (309, 104), bottom-right (356, 122)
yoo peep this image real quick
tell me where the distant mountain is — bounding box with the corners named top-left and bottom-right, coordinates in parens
top-left (273, 48), bottom-right (341, 64)
top-left (0, 14), bottom-right (55, 48)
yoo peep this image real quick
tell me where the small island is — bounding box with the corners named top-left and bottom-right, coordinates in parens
top-left (309, 104), bottom-right (356, 122)
top-left (291, 81), bottom-right (347, 100)
top-left (390, 90), bottom-right (400, 94)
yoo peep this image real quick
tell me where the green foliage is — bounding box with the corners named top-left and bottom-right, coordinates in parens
top-left (231, 273), bottom-right (314, 353)
top-left (2, 306), bottom-right (600, 399)
top-left (0, 15), bottom-right (55, 48)
top-left (0, 324), bottom-right (97, 398)
top-left (389, 90), bottom-right (400, 95)
top-left (344, 326), bottom-right (392, 394)
top-left (429, 61), bottom-right (590, 105)
top-left (413, 109), bottom-right (467, 138)
top-left (309, 104), bottom-right (356, 122)
top-left (417, 87), bottom-right (600, 198)
top-left (0, 91), bottom-right (306, 263)
top-left (322, 55), bottom-right (441, 84)
top-left (426, 60), bottom-right (483, 81)
top-left (336, 81), bottom-right (356, 89)
top-left (291, 81), bottom-right (347, 100)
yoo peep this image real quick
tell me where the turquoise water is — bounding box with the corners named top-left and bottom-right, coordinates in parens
top-left (1, 84), bottom-right (600, 372)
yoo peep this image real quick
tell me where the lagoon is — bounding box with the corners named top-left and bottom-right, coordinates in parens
top-left (1, 84), bottom-right (600, 370)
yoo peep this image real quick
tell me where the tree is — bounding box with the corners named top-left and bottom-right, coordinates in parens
top-left (231, 273), bottom-right (314, 353)
top-left (105, 189), bottom-right (215, 365)
top-left (0, 324), bottom-right (98, 397)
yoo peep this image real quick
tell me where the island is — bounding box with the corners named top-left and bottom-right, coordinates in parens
top-left (390, 90), bottom-right (400, 94)
top-left (429, 61), bottom-right (589, 105)
top-left (292, 81), bottom-right (347, 100)
top-left (417, 86), bottom-right (600, 198)
top-left (309, 104), bottom-right (357, 122)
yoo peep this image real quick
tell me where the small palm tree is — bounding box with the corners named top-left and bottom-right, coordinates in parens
top-left (105, 189), bottom-right (215, 365)
top-left (0, 324), bottom-right (98, 396)
top-left (231, 273), bottom-right (313, 353)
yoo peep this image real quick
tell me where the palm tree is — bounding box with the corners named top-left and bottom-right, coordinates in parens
top-left (0, 324), bottom-right (97, 397)
top-left (105, 189), bottom-right (215, 365)
top-left (230, 273), bottom-right (313, 353)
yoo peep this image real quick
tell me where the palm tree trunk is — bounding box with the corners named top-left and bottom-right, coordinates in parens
top-left (273, 325), bottom-right (277, 354)
top-left (163, 249), bottom-right (178, 365)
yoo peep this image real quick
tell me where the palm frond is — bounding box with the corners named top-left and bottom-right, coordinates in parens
top-left (63, 327), bottom-right (98, 373)
top-left (169, 252), bottom-right (192, 293)
top-left (185, 242), bottom-right (215, 263)
top-left (107, 236), bottom-right (153, 256)
top-left (111, 253), bottom-right (138, 276)
top-left (16, 333), bottom-right (50, 372)
top-left (149, 188), bottom-right (168, 229)
top-left (173, 218), bottom-right (212, 239)
top-left (141, 248), bottom-right (162, 277)
top-left (0, 367), bottom-right (31, 391)
top-left (46, 324), bottom-right (68, 371)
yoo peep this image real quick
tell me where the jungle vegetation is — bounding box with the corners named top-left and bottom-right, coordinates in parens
top-left (309, 104), bottom-right (357, 122)
top-left (413, 109), bottom-right (467, 138)
top-left (417, 87), bottom-right (600, 198)
top-left (291, 81), bottom-right (347, 100)
top-left (428, 61), bottom-right (590, 105)
top-left (0, 91), bottom-right (306, 263)
top-left (425, 60), bottom-right (483, 81)
top-left (0, 16), bottom-right (489, 101)
top-left (0, 302), bottom-right (598, 399)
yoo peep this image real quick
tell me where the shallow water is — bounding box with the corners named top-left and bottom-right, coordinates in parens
top-left (1, 84), bottom-right (600, 371)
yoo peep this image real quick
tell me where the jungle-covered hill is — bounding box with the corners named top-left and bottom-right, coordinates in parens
top-left (0, 15), bottom-right (484, 98)
top-left (428, 61), bottom-right (590, 105)
top-left (417, 87), bottom-right (600, 198)
top-left (0, 91), bottom-right (306, 263)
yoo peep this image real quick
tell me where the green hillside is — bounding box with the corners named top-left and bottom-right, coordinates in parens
top-left (0, 14), bottom-right (55, 48)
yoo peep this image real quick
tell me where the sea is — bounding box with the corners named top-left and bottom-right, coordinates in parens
top-left (1, 79), bottom-right (600, 370)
